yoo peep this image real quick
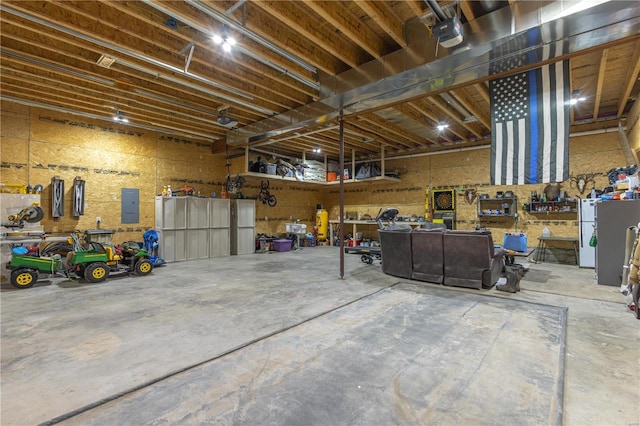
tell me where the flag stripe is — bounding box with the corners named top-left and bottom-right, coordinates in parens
top-left (529, 70), bottom-right (539, 183)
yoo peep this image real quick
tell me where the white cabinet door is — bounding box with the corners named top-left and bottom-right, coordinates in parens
top-left (158, 229), bottom-right (186, 262)
top-left (156, 197), bottom-right (187, 229)
top-left (210, 228), bottom-right (230, 258)
top-left (187, 229), bottom-right (209, 260)
top-left (187, 198), bottom-right (209, 229)
top-left (210, 199), bottom-right (230, 228)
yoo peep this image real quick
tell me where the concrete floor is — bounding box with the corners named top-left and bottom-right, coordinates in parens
top-left (1, 246), bottom-right (638, 425)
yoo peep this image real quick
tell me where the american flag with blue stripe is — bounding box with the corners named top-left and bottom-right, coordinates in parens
top-left (490, 61), bottom-right (570, 185)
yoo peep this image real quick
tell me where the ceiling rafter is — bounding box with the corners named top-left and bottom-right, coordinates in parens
top-left (48, 0), bottom-right (309, 110)
top-left (358, 113), bottom-right (433, 149)
top-left (105, 0), bottom-right (318, 100)
top-left (353, 0), bottom-right (406, 48)
top-left (428, 96), bottom-right (484, 139)
top-left (0, 30), bottom-right (264, 124)
top-left (304, 0), bottom-right (386, 58)
top-left (251, 0), bottom-right (370, 69)
top-left (592, 48), bottom-right (609, 122)
top-left (449, 88), bottom-right (491, 130)
top-left (616, 39), bottom-right (640, 118)
top-left (407, 100), bottom-right (464, 143)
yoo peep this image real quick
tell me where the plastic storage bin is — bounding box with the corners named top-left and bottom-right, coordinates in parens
top-left (273, 239), bottom-right (292, 252)
top-left (503, 233), bottom-right (528, 252)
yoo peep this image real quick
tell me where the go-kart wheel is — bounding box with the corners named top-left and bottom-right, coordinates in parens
top-left (134, 258), bottom-right (153, 276)
top-left (11, 268), bottom-right (38, 289)
top-left (361, 254), bottom-right (373, 264)
top-left (84, 262), bottom-right (109, 283)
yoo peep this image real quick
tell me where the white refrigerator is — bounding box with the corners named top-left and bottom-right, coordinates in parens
top-left (579, 198), bottom-right (597, 268)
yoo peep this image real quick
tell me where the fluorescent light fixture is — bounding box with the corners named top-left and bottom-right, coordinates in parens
top-left (436, 123), bottom-right (449, 131)
top-left (313, 145), bottom-right (321, 153)
top-left (569, 97), bottom-right (586, 105)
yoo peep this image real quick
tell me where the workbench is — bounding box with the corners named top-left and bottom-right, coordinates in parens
top-left (533, 236), bottom-right (579, 265)
top-left (328, 220), bottom-right (422, 246)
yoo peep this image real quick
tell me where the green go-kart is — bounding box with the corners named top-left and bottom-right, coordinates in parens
top-left (6, 234), bottom-right (154, 289)
top-left (6, 254), bottom-right (64, 289)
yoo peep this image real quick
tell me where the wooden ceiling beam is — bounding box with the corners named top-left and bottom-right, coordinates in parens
top-left (404, 1), bottom-right (426, 19)
top-left (359, 113), bottom-right (432, 149)
top-left (3, 2), bottom-right (296, 115)
top-left (251, 0), bottom-right (369, 69)
top-left (305, 0), bottom-right (386, 58)
top-left (592, 48), bottom-right (608, 123)
top-left (48, 1), bottom-right (309, 109)
top-left (353, 0), bottom-right (406, 48)
top-left (473, 83), bottom-right (490, 105)
top-left (0, 31), bottom-right (264, 123)
top-left (408, 100), bottom-right (465, 142)
top-left (391, 104), bottom-right (442, 146)
top-left (616, 39), bottom-right (640, 118)
top-left (140, 0), bottom-right (315, 82)
top-left (343, 121), bottom-right (409, 152)
top-left (105, 0), bottom-right (318, 99)
top-left (429, 96), bottom-right (484, 139)
top-left (449, 88), bottom-right (491, 130)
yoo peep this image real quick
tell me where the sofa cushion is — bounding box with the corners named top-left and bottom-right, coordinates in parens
top-left (411, 228), bottom-right (444, 283)
top-left (378, 229), bottom-right (412, 279)
top-left (443, 230), bottom-right (504, 289)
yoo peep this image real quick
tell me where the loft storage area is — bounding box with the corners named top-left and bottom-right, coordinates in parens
top-left (240, 151), bottom-right (400, 184)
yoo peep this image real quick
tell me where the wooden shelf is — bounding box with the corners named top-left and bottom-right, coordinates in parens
top-left (238, 172), bottom-right (400, 186)
top-left (527, 199), bottom-right (577, 214)
top-left (477, 196), bottom-right (517, 218)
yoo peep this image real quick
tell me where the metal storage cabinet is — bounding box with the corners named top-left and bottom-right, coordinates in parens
top-left (595, 200), bottom-right (640, 285)
top-left (187, 197), bottom-right (209, 229)
top-left (155, 196), bottom-right (186, 230)
top-left (230, 199), bottom-right (255, 255)
top-left (210, 199), bottom-right (230, 258)
top-left (157, 229), bottom-right (187, 263)
top-left (155, 196), bottom-right (188, 262)
top-left (186, 197), bottom-right (209, 260)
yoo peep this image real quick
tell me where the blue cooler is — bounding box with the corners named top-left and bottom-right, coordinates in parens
top-left (503, 233), bottom-right (528, 252)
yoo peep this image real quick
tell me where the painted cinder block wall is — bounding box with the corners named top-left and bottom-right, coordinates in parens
top-left (1, 100), bottom-right (628, 248)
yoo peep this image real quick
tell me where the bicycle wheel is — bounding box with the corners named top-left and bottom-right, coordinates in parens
top-left (267, 194), bottom-right (277, 207)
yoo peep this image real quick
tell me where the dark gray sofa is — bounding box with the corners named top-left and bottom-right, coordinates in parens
top-left (378, 228), bottom-right (504, 289)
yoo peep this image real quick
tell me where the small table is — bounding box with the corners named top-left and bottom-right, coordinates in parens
top-left (502, 248), bottom-right (535, 266)
top-left (534, 236), bottom-right (579, 265)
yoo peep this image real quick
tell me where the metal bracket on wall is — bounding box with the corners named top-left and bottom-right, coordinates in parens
top-left (73, 177), bottom-right (85, 216)
top-left (51, 176), bottom-right (64, 218)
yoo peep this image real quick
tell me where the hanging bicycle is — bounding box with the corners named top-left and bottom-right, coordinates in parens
top-left (256, 180), bottom-right (277, 207)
